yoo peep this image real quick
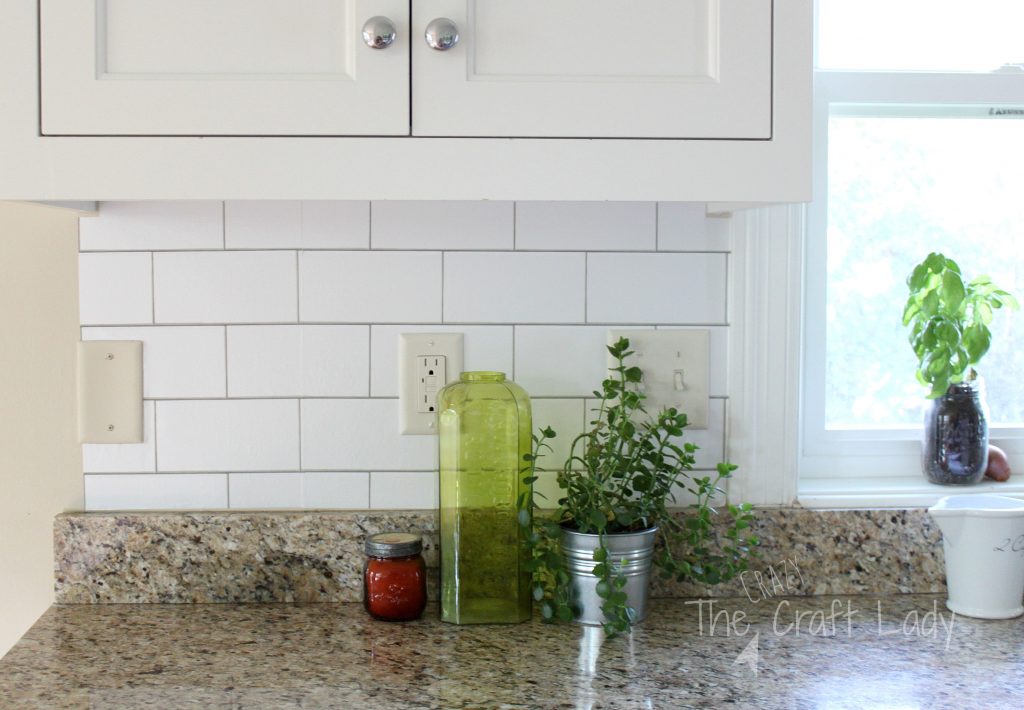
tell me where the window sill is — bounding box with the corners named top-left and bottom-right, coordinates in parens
top-left (799, 476), bottom-right (1024, 509)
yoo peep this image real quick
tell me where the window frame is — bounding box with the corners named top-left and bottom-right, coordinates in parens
top-left (797, 48), bottom-right (1024, 498)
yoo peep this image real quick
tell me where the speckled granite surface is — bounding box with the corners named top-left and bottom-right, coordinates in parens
top-left (1, 596), bottom-right (1017, 708)
top-left (54, 508), bottom-right (946, 604)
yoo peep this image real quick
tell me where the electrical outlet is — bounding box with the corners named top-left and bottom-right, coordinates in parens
top-left (607, 329), bottom-right (710, 429)
top-left (399, 333), bottom-right (463, 435)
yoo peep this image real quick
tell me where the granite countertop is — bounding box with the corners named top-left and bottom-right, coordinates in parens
top-left (2, 595), bottom-right (1021, 709)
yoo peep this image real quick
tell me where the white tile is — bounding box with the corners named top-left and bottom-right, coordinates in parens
top-left (301, 399), bottom-right (437, 470)
top-left (228, 472), bottom-right (370, 510)
top-left (153, 251), bottom-right (297, 323)
top-left (81, 326), bottom-right (225, 398)
top-left (79, 252), bottom-right (153, 325)
top-left (82, 401), bottom-right (157, 473)
top-left (225, 201), bottom-right (369, 249)
top-left (85, 473), bottom-right (227, 511)
top-left (80, 201), bottom-right (223, 251)
top-left (369, 325), bottom-right (513, 396)
top-left (302, 471), bottom-right (370, 509)
top-left (586, 253), bottom-right (727, 324)
top-left (156, 400), bottom-right (300, 472)
top-left (515, 326), bottom-right (650, 397)
top-left (444, 252), bottom-right (585, 323)
top-left (656, 326), bottom-right (729, 397)
top-left (228, 473), bottom-right (303, 509)
top-left (226, 325), bottom-right (369, 397)
top-left (530, 399), bottom-right (585, 472)
top-left (300, 251), bottom-right (441, 323)
top-left (370, 471), bottom-right (438, 509)
top-left (515, 202), bottom-right (656, 251)
top-left (371, 201), bottom-right (513, 250)
top-left (657, 203), bottom-right (731, 252)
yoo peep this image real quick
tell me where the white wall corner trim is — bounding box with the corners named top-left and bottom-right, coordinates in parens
top-left (726, 204), bottom-right (804, 506)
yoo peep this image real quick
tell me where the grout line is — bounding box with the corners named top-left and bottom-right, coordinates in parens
top-left (294, 250), bottom-right (301, 321)
top-left (85, 465), bottom-right (724, 477)
top-left (512, 202), bottom-right (517, 250)
top-left (440, 252), bottom-right (446, 323)
top-left (152, 402), bottom-right (159, 472)
top-left (77, 247), bottom-right (730, 255)
top-left (221, 202), bottom-right (226, 249)
top-left (134, 394), bottom-right (729, 403)
top-left (367, 202), bottom-right (373, 249)
top-left (655, 203), bottom-right (660, 251)
top-left (223, 326), bottom-right (230, 396)
top-left (149, 252), bottom-right (156, 324)
top-left (80, 320), bottom-right (732, 328)
top-left (226, 471), bottom-right (231, 508)
top-left (297, 398), bottom-right (303, 472)
top-left (511, 325), bottom-right (516, 381)
top-left (583, 253), bottom-right (589, 323)
top-left (367, 326), bottom-right (373, 396)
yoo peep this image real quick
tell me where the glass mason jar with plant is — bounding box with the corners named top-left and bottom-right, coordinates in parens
top-left (903, 252), bottom-right (1019, 484)
top-left (519, 337), bottom-right (758, 635)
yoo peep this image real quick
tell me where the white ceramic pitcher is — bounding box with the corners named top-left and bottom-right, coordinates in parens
top-left (929, 494), bottom-right (1024, 619)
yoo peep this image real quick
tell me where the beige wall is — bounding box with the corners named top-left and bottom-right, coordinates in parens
top-left (0, 202), bottom-right (82, 658)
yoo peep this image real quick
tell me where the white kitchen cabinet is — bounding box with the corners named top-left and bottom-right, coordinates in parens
top-left (413, 0), bottom-right (771, 138)
top-left (3, 1), bottom-right (811, 201)
top-left (40, 0), bottom-right (410, 136)
top-left (42, 0), bottom-right (770, 140)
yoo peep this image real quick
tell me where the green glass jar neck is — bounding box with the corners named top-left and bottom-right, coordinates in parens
top-left (460, 371), bottom-right (507, 383)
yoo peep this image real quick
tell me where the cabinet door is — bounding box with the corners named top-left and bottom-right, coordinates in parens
top-left (413, 0), bottom-right (771, 138)
top-left (40, 0), bottom-right (409, 136)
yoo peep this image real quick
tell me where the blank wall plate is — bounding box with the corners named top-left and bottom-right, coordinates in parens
top-left (399, 333), bottom-right (463, 435)
top-left (608, 329), bottom-right (710, 429)
top-left (78, 340), bottom-right (143, 443)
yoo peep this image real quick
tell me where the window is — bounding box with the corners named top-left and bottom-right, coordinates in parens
top-left (800, 1), bottom-right (1024, 499)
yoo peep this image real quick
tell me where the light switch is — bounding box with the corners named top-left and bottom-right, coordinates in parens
top-left (78, 340), bottom-right (144, 443)
top-left (607, 330), bottom-right (710, 429)
top-left (399, 333), bottom-right (463, 435)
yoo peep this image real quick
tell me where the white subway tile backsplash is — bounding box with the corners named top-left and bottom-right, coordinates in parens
top-left (372, 201), bottom-right (513, 250)
top-left (82, 326), bottom-right (225, 398)
top-left (515, 326), bottom-right (648, 397)
top-left (79, 252), bottom-right (153, 325)
top-left (657, 203), bottom-right (730, 252)
top-left (156, 400), bottom-right (300, 472)
top-left (85, 473), bottom-right (228, 511)
top-left (225, 201), bottom-right (370, 249)
top-left (370, 471), bottom-right (438, 509)
top-left (82, 401), bottom-right (156, 473)
top-left (516, 202), bottom-right (656, 251)
top-left (369, 325), bottom-right (513, 397)
top-left (301, 399), bottom-right (437, 471)
top-left (300, 251), bottom-right (441, 323)
top-left (80, 201), bottom-right (223, 251)
top-left (79, 200), bottom-right (734, 511)
top-left (586, 253), bottom-right (727, 324)
top-left (229, 472), bottom-right (370, 509)
top-left (444, 252), bottom-right (585, 323)
top-left (226, 325), bottom-right (369, 397)
top-left (154, 251), bottom-right (297, 324)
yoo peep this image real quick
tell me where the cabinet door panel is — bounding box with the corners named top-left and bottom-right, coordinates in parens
top-left (413, 0), bottom-right (771, 138)
top-left (41, 0), bottom-right (409, 136)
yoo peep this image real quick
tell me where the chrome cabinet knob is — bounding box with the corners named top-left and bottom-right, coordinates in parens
top-left (362, 16), bottom-right (397, 49)
top-left (424, 18), bottom-right (459, 51)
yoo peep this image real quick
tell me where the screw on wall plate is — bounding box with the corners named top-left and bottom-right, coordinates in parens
top-left (107, 424), bottom-right (115, 431)
top-left (106, 353), bottom-right (115, 360)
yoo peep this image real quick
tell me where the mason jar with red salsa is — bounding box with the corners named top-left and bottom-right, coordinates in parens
top-left (362, 532), bottom-right (427, 621)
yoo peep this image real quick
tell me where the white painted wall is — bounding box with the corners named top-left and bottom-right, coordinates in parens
top-left (0, 202), bottom-right (83, 658)
top-left (78, 201), bottom-right (733, 511)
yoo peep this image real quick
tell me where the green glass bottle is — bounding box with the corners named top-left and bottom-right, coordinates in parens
top-left (438, 371), bottom-right (532, 624)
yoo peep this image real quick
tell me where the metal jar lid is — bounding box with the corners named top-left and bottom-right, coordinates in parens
top-left (364, 532), bottom-right (423, 558)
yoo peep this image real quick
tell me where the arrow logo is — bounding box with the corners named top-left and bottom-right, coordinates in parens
top-left (733, 632), bottom-right (759, 675)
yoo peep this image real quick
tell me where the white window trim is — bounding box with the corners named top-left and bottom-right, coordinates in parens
top-left (726, 66), bottom-right (1024, 509)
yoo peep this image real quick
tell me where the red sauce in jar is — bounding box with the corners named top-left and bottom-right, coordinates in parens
top-left (363, 532), bottom-right (427, 622)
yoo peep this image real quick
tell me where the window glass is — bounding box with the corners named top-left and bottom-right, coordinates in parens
top-left (825, 112), bottom-right (1024, 427)
top-left (818, 0), bottom-right (1024, 73)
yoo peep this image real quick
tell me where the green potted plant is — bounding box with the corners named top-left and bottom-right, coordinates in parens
top-left (903, 252), bottom-right (1018, 484)
top-left (519, 337), bottom-right (757, 634)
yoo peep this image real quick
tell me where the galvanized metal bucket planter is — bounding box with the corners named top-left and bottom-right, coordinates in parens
top-left (560, 526), bottom-right (658, 625)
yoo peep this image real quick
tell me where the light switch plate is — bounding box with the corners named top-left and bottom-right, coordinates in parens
top-left (399, 333), bottom-right (463, 435)
top-left (607, 329), bottom-right (710, 429)
top-left (78, 340), bottom-right (144, 443)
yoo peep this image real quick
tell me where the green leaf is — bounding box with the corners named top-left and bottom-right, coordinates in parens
top-left (592, 547), bottom-right (608, 562)
top-left (940, 270), bottom-right (966, 314)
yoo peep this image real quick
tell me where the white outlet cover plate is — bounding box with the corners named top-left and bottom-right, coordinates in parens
top-left (399, 333), bottom-right (464, 435)
top-left (607, 329), bottom-right (710, 429)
